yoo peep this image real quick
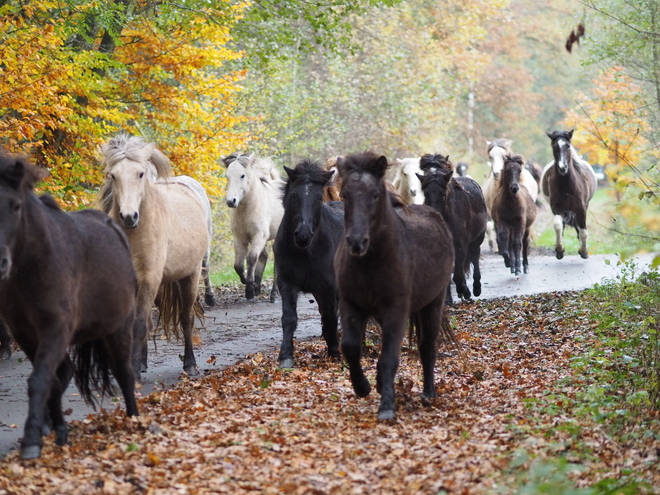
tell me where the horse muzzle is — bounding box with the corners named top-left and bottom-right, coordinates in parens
top-left (119, 211), bottom-right (139, 229)
top-left (293, 228), bottom-right (313, 249)
top-left (346, 235), bottom-right (369, 257)
top-left (510, 183), bottom-right (519, 194)
top-left (226, 198), bottom-right (238, 208)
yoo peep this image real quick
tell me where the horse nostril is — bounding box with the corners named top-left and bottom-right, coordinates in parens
top-left (226, 198), bottom-right (236, 208)
top-left (0, 255), bottom-right (11, 280)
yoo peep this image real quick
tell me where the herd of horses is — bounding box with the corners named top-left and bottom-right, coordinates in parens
top-left (0, 129), bottom-right (598, 458)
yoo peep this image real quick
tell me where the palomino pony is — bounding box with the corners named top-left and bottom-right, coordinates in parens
top-left (541, 130), bottom-right (597, 259)
top-left (388, 157), bottom-right (425, 205)
top-left (0, 151), bottom-right (138, 459)
top-left (335, 152), bottom-right (454, 421)
top-left (274, 160), bottom-right (344, 368)
top-left (491, 155), bottom-right (537, 275)
top-left (482, 139), bottom-right (538, 252)
top-left (418, 158), bottom-right (487, 303)
top-left (223, 153), bottom-right (284, 301)
top-left (100, 135), bottom-right (209, 376)
top-left (322, 156), bottom-right (342, 202)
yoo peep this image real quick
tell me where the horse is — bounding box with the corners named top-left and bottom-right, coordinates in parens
top-left (274, 160), bottom-right (344, 368)
top-left (322, 156), bottom-right (342, 202)
top-left (388, 157), bottom-right (425, 205)
top-left (482, 139), bottom-right (538, 252)
top-left (100, 134), bottom-right (209, 376)
top-left (335, 152), bottom-right (454, 421)
top-left (541, 130), bottom-right (597, 259)
top-left (491, 154), bottom-right (537, 275)
top-left (223, 153), bottom-right (284, 301)
top-left (455, 161), bottom-right (471, 178)
top-left (418, 161), bottom-right (487, 304)
top-left (0, 151), bottom-right (138, 459)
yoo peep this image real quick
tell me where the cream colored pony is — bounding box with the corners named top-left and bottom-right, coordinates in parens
top-left (100, 135), bottom-right (210, 376)
top-left (481, 139), bottom-right (538, 251)
top-left (223, 153), bottom-right (284, 301)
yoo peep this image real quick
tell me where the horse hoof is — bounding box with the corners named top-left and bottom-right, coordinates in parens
top-left (523, 266), bottom-right (529, 274)
top-left (377, 409), bottom-right (396, 421)
top-left (245, 287), bottom-right (255, 300)
top-left (205, 293), bottom-right (216, 307)
top-left (579, 250), bottom-right (589, 259)
top-left (473, 284), bottom-right (482, 297)
top-left (555, 250), bottom-right (564, 260)
top-left (0, 347), bottom-right (11, 360)
top-left (184, 366), bottom-right (200, 377)
top-left (54, 426), bottom-right (69, 446)
top-left (21, 445), bottom-right (42, 460)
top-left (279, 358), bottom-right (294, 369)
top-left (353, 378), bottom-right (371, 398)
top-left (515, 269), bottom-right (522, 276)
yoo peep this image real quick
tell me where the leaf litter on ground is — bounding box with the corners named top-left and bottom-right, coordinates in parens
top-left (0, 291), bottom-right (658, 494)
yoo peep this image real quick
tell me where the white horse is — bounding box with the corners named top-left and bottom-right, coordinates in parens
top-left (482, 139), bottom-right (538, 251)
top-left (388, 157), bottom-right (425, 205)
top-left (223, 153), bottom-right (284, 301)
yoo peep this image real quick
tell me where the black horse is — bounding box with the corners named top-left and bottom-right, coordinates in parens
top-left (335, 152), bottom-right (454, 421)
top-left (541, 130), bottom-right (597, 259)
top-left (274, 160), bottom-right (344, 368)
top-left (492, 155), bottom-right (537, 275)
top-left (0, 151), bottom-right (139, 459)
top-left (419, 163), bottom-right (487, 303)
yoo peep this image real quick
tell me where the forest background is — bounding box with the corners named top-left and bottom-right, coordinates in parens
top-left (0, 0), bottom-right (659, 273)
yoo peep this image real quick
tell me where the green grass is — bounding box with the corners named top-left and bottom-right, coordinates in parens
top-left (210, 261), bottom-right (275, 287)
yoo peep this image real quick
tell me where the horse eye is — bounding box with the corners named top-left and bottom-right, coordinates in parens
top-left (241, 174), bottom-right (246, 179)
top-left (373, 192), bottom-right (379, 201)
top-left (139, 172), bottom-right (144, 179)
top-left (10, 201), bottom-right (21, 212)
top-left (110, 173), bottom-right (116, 181)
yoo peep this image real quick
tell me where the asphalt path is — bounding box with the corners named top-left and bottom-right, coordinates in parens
top-left (0, 251), bottom-right (655, 457)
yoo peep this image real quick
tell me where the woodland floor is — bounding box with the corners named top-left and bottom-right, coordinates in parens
top-left (0, 291), bottom-right (658, 494)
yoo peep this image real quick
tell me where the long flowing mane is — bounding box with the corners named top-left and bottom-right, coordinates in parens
top-left (98, 135), bottom-right (173, 212)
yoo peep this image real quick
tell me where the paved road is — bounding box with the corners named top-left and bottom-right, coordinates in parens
top-left (0, 252), bottom-right (655, 457)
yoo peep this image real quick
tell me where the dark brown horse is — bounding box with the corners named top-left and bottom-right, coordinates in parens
top-left (492, 154), bottom-right (537, 275)
top-left (335, 152), bottom-right (454, 421)
top-left (541, 130), bottom-right (597, 259)
top-left (418, 163), bottom-right (487, 303)
top-left (0, 151), bottom-right (138, 459)
top-left (274, 160), bottom-right (344, 368)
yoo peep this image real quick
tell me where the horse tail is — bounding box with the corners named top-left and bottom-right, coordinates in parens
top-left (157, 281), bottom-right (204, 341)
top-left (72, 339), bottom-right (115, 408)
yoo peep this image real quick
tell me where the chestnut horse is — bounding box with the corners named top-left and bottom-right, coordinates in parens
top-left (335, 152), bottom-right (454, 421)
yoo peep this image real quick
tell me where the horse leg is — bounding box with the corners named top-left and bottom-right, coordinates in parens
top-left (497, 228), bottom-right (511, 268)
top-left (523, 228), bottom-right (531, 274)
top-left (512, 229), bottom-right (523, 276)
top-left (553, 214), bottom-right (565, 259)
top-left (453, 245), bottom-right (471, 300)
top-left (418, 294), bottom-right (444, 399)
top-left (339, 300), bottom-right (370, 398)
top-left (253, 247), bottom-right (269, 297)
top-left (445, 283), bottom-right (453, 306)
top-left (22, 331), bottom-right (69, 459)
top-left (469, 241), bottom-right (482, 297)
top-left (0, 320), bottom-right (12, 360)
top-left (104, 319), bottom-right (139, 417)
top-left (278, 282), bottom-right (298, 368)
top-left (245, 234), bottom-right (268, 300)
top-left (576, 210), bottom-right (589, 259)
top-left (46, 356), bottom-right (74, 446)
top-left (132, 282), bottom-right (158, 375)
top-left (376, 312), bottom-right (408, 420)
top-left (202, 254), bottom-right (216, 307)
top-left (233, 238), bottom-right (247, 285)
top-left (315, 292), bottom-right (340, 360)
top-left (269, 262), bottom-right (278, 303)
top-left (179, 273), bottom-right (201, 376)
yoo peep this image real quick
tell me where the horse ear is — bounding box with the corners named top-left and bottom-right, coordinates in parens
top-left (545, 131), bottom-right (555, 140)
top-left (486, 140), bottom-right (491, 146)
top-left (415, 172), bottom-right (424, 183)
top-left (321, 170), bottom-right (335, 185)
top-left (142, 142), bottom-right (156, 159)
top-left (375, 155), bottom-right (389, 178)
top-left (283, 166), bottom-right (296, 181)
top-left (245, 153), bottom-right (257, 167)
top-left (445, 155), bottom-right (450, 162)
top-left (568, 129), bottom-right (575, 140)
